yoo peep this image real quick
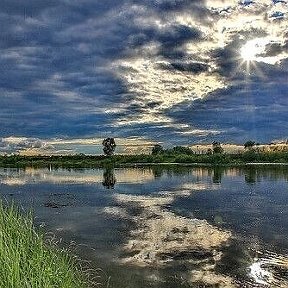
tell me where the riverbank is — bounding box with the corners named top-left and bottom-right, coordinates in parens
top-left (119, 162), bottom-right (288, 167)
top-left (1, 152), bottom-right (288, 168)
top-left (0, 201), bottom-right (90, 288)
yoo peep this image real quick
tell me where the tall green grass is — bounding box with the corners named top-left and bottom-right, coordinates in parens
top-left (0, 201), bottom-right (89, 288)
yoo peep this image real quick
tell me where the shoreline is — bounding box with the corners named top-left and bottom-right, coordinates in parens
top-left (1, 162), bottom-right (288, 170)
top-left (1, 154), bottom-right (288, 168)
top-left (119, 162), bottom-right (288, 167)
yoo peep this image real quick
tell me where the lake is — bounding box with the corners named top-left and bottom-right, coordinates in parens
top-left (1, 166), bottom-right (288, 287)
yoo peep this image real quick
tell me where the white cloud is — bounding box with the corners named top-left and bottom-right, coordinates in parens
top-left (0, 136), bottom-right (156, 155)
top-left (109, 0), bottom-right (288, 135)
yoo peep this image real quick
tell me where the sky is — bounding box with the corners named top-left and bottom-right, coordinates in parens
top-left (0, 0), bottom-right (288, 154)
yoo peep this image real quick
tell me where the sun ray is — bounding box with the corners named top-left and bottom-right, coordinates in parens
top-left (232, 38), bottom-right (276, 80)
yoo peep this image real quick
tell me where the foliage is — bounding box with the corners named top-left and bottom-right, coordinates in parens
top-left (206, 148), bottom-right (213, 155)
top-left (0, 201), bottom-right (89, 288)
top-left (173, 155), bottom-right (195, 163)
top-left (244, 140), bottom-right (256, 149)
top-left (171, 146), bottom-right (194, 155)
top-left (152, 145), bottom-right (194, 156)
top-left (1, 149), bottom-right (288, 168)
top-left (242, 150), bottom-right (259, 162)
top-left (102, 138), bottom-right (116, 156)
top-left (151, 144), bottom-right (164, 155)
top-left (212, 141), bottom-right (224, 154)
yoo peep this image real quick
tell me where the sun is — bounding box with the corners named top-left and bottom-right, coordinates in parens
top-left (237, 38), bottom-right (273, 77)
top-left (240, 38), bottom-right (268, 62)
top-left (240, 43), bottom-right (258, 62)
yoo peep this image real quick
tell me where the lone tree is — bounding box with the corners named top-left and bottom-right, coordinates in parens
top-left (102, 138), bottom-right (116, 156)
top-left (212, 141), bottom-right (224, 154)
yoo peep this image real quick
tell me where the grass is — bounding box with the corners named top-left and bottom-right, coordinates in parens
top-left (0, 201), bottom-right (89, 288)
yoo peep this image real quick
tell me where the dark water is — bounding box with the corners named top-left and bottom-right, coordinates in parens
top-left (1, 166), bottom-right (288, 287)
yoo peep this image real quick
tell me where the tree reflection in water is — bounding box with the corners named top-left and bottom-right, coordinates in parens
top-left (245, 168), bottom-right (257, 184)
top-left (102, 167), bottom-right (116, 189)
top-left (212, 167), bottom-right (224, 184)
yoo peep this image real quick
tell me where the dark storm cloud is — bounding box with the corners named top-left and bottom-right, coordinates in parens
top-left (0, 0), bottom-right (208, 138)
top-left (126, 23), bottom-right (202, 60)
top-left (0, 1), bottom-right (131, 137)
top-left (159, 61), bottom-right (210, 74)
top-left (0, 0), bottom-right (59, 16)
top-left (269, 11), bottom-right (285, 20)
top-left (211, 43), bottom-right (240, 77)
top-left (260, 42), bottom-right (288, 57)
top-left (146, 0), bottom-right (203, 10)
top-left (167, 59), bottom-right (288, 143)
top-left (152, 25), bottom-right (201, 47)
top-left (134, 25), bottom-right (203, 60)
top-left (147, 0), bottom-right (211, 24)
top-left (240, 0), bottom-right (255, 6)
top-left (0, 0), bottom-right (288, 147)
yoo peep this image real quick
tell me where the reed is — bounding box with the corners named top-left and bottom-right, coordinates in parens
top-left (0, 201), bottom-right (88, 288)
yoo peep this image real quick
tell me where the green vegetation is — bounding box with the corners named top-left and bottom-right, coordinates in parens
top-left (102, 138), bottom-right (116, 156)
top-left (0, 201), bottom-right (89, 288)
top-left (151, 144), bottom-right (164, 155)
top-left (244, 140), bottom-right (256, 149)
top-left (1, 149), bottom-right (288, 169)
top-left (212, 141), bottom-right (224, 154)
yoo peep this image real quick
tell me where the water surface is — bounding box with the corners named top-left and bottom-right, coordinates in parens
top-left (1, 166), bottom-right (288, 287)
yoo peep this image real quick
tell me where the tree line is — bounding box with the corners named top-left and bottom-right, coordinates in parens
top-left (151, 141), bottom-right (225, 156)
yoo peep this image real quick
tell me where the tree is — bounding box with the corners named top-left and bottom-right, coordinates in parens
top-left (172, 146), bottom-right (194, 155)
top-left (212, 141), bottom-right (224, 154)
top-left (151, 144), bottom-right (164, 155)
top-left (102, 138), bottom-right (116, 156)
top-left (244, 140), bottom-right (256, 149)
top-left (206, 148), bottom-right (213, 155)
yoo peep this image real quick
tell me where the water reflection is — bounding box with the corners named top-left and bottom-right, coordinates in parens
top-left (244, 168), bottom-right (257, 184)
top-left (102, 168), bottom-right (116, 189)
top-left (212, 167), bottom-right (223, 184)
top-left (1, 166), bottom-right (288, 187)
top-left (150, 165), bottom-right (288, 184)
top-left (151, 166), bottom-right (164, 178)
top-left (0, 167), bottom-right (154, 185)
top-left (104, 191), bottom-right (233, 286)
top-left (1, 166), bottom-right (288, 287)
